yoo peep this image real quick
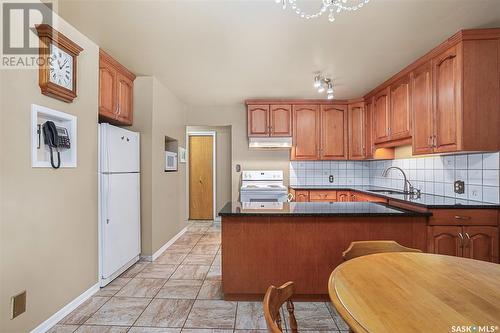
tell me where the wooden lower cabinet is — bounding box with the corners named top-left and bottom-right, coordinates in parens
top-left (295, 190), bottom-right (309, 202)
top-left (428, 225), bottom-right (499, 263)
top-left (221, 215), bottom-right (428, 299)
top-left (337, 191), bottom-right (351, 202)
top-left (463, 226), bottom-right (499, 263)
top-left (292, 190), bottom-right (387, 204)
top-left (428, 226), bottom-right (463, 257)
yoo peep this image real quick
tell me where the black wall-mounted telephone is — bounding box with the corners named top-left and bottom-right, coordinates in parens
top-left (42, 121), bottom-right (71, 169)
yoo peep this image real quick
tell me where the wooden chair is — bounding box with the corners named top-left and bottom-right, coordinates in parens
top-left (343, 240), bottom-right (422, 261)
top-left (263, 281), bottom-right (298, 333)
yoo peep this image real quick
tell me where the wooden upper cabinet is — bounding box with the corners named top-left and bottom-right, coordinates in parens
top-left (320, 105), bottom-right (348, 160)
top-left (115, 72), bottom-right (133, 125)
top-left (248, 105), bottom-right (270, 137)
top-left (99, 59), bottom-right (116, 119)
top-left (373, 88), bottom-right (390, 143)
top-left (270, 105), bottom-right (292, 137)
top-left (428, 226), bottom-right (463, 257)
top-left (247, 104), bottom-right (292, 137)
top-left (291, 105), bottom-right (320, 160)
top-left (463, 226), bottom-right (499, 263)
top-left (348, 103), bottom-right (365, 160)
top-left (411, 62), bottom-right (434, 155)
top-left (364, 100), bottom-right (374, 159)
top-left (390, 75), bottom-right (411, 140)
top-left (433, 45), bottom-right (461, 153)
top-left (99, 49), bottom-right (135, 126)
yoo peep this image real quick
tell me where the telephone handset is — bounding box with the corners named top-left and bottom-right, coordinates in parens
top-left (42, 121), bottom-right (71, 169)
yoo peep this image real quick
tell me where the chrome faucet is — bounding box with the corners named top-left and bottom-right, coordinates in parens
top-left (382, 166), bottom-right (420, 196)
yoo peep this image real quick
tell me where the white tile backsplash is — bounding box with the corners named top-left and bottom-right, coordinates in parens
top-left (289, 152), bottom-right (500, 203)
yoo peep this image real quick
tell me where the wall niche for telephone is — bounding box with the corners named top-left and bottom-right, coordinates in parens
top-left (31, 104), bottom-right (77, 168)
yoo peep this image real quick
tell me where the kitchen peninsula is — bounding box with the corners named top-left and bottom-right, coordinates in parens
top-left (218, 201), bottom-right (430, 300)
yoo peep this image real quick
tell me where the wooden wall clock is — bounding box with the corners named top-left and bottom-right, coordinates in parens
top-left (36, 24), bottom-right (83, 103)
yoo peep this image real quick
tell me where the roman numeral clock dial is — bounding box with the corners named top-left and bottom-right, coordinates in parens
top-left (50, 44), bottom-right (73, 90)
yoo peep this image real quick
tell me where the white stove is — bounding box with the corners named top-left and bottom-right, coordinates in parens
top-left (240, 170), bottom-right (288, 202)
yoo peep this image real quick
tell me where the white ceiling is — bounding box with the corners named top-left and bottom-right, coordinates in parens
top-left (58, 0), bottom-right (500, 106)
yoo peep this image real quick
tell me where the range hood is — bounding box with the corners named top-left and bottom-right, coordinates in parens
top-left (248, 137), bottom-right (292, 149)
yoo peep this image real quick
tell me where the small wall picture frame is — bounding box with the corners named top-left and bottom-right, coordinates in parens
top-left (179, 147), bottom-right (186, 163)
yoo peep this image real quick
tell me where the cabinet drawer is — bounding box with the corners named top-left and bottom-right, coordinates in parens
top-left (429, 209), bottom-right (499, 226)
top-left (310, 190), bottom-right (337, 202)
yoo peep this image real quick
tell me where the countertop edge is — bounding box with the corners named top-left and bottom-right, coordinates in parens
top-left (289, 186), bottom-right (500, 209)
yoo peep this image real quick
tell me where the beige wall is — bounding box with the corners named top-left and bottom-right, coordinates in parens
top-left (0, 15), bottom-right (99, 333)
top-left (132, 77), bottom-right (188, 256)
top-left (186, 126), bottom-right (232, 213)
top-left (186, 105), bottom-right (290, 203)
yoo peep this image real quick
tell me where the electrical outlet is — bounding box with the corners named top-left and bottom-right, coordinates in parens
top-left (329, 175), bottom-right (334, 183)
top-left (454, 180), bottom-right (465, 194)
top-left (11, 291), bottom-right (26, 319)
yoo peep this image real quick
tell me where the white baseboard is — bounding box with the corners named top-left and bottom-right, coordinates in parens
top-left (140, 226), bottom-right (188, 262)
top-left (31, 282), bottom-right (99, 333)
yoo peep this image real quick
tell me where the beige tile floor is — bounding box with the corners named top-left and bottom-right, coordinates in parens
top-left (49, 221), bottom-right (349, 333)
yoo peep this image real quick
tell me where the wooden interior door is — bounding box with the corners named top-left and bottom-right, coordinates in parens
top-left (320, 105), bottom-right (348, 160)
top-left (99, 59), bottom-right (117, 118)
top-left (348, 103), bottom-right (365, 160)
top-left (412, 62), bottom-right (434, 155)
top-left (433, 45), bottom-right (461, 153)
top-left (189, 136), bottom-right (214, 220)
top-left (270, 105), bottom-right (292, 136)
top-left (390, 76), bottom-right (411, 140)
top-left (248, 105), bottom-right (270, 137)
top-left (373, 88), bottom-right (390, 143)
top-left (291, 105), bottom-right (319, 160)
top-left (428, 226), bottom-right (463, 257)
top-left (463, 226), bottom-right (499, 263)
top-left (116, 73), bottom-right (133, 125)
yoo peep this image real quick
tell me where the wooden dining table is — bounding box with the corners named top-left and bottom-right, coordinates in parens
top-left (328, 252), bottom-right (500, 333)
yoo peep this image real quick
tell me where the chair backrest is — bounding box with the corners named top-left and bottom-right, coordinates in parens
top-left (343, 240), bottom-right (422, 261)
top-left (263, 281), bottom-right (298, 333)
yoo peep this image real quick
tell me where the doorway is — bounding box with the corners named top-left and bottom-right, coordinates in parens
top-left (188, 133), bottom-right (215, 220)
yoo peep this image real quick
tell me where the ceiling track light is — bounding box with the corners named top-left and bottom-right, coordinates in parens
top-left (313, 73), bottom-right (334, 100)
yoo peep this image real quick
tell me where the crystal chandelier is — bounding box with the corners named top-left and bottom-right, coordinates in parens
top-left (275, 0), bottom-right (370, 22)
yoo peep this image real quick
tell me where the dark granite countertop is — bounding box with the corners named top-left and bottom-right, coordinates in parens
top-left (289, 185), bottom-right (500, 209)
top-left (218, 201), bottom-right (431, 217)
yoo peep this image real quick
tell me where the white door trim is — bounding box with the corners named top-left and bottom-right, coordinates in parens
top-left (186, 131), bottom-right (217, 220)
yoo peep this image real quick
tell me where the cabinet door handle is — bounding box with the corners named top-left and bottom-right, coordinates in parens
top-left (458, 232), bottom-right (464, 247)
top-left (437, 54), bottom-right (456, 66)
top-left (454, 215), bottom-right (471, 220)
top-left (428, 136), bottom-right (433, 147)
top-left (464, 232), bottom-right (471, 247)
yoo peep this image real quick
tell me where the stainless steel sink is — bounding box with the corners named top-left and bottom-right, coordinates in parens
top-left (367, 189), bottom-right (407, 195)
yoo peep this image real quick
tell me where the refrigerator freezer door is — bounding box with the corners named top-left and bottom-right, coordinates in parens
top-left (101, 173), bottom-right (140, 279)
top-left (100, 124), bottom-right (140, 173)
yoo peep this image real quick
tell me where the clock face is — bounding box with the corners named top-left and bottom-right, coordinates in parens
top-left (49, 44), bottom-right (73, 90)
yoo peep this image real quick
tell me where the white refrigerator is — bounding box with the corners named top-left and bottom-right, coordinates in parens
top-left (99, 123), bottom-right (140, 286)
